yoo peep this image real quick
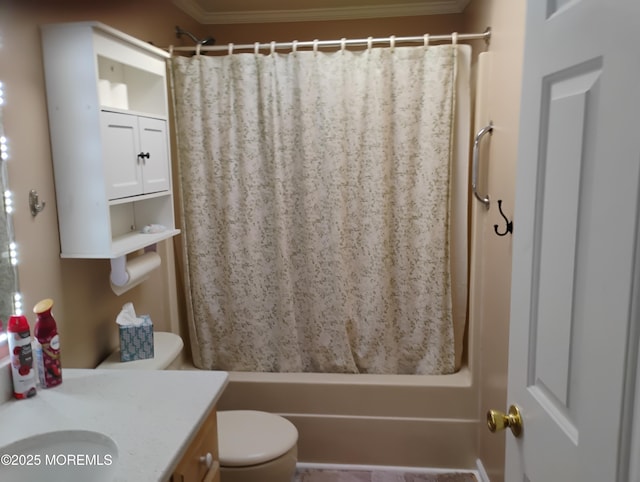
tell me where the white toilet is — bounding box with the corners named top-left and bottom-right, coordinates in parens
top-left (96, 332), bottom-right (299, 482)
top-left (96, 331), bottom-right (185, 370)
top-left (217, 409), bottom-right (298, 482)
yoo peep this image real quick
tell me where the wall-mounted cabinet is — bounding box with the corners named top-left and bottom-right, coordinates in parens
top-left (41, 22), bottom-right (179, 258)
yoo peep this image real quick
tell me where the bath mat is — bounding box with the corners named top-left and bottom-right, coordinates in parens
top-left (293, 468), bottom-right (478, 482)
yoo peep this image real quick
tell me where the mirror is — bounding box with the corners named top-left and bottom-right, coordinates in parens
top-left (0, 80), bottom-right (20, 355)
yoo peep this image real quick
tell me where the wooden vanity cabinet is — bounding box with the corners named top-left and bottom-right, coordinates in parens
top-left (171, 406), bottom-right (220, 482)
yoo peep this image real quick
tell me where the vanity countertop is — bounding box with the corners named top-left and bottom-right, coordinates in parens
top-left (0, 368), bottom-right (228, 481)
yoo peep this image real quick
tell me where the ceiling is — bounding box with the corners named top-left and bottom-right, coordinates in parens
top-left (172, 0), bottom-right (472, 24)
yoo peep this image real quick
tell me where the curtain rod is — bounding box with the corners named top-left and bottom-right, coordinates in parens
top-left (164, 27), bottom-right (491, 54)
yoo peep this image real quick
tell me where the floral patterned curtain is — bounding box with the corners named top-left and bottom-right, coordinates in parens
top-left (171, 44), bottom-right (461, 374)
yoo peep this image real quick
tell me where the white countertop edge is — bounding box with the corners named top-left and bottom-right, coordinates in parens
top-left (0, 368), bottom-right (229, 481)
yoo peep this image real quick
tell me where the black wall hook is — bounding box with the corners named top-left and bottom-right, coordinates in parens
top-left (494, 199), bottom-right (513, 236)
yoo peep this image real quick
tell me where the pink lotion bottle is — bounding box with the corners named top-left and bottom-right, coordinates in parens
top-left (33, 299), bottom-right (62, 388)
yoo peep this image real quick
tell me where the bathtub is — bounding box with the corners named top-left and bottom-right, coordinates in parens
top-left (199, 47), bottom-right (479, 471)
top-left (216, 365), bottom-right (479, 470)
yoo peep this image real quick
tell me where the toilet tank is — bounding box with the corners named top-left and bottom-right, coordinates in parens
top-left (96, 332), bottom-right (184, 370)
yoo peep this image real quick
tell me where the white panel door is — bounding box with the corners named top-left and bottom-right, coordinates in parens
top-left (138, 116), bottom-right (170, 194)
top-left (506, 0), bottom-right (640, 481)
top-left (101, 111), bottom-right (143, 200)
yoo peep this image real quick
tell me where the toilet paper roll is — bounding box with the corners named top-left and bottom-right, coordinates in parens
top-left (110, 251), bottom-right (161, 296)
top-left (110, 82), bottom-right (129, 110)
top-left (98, 79), bottom-right (112, 107)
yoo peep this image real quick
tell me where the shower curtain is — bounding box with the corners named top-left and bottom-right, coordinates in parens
top-left (171, 43), bottom-right (468, 375)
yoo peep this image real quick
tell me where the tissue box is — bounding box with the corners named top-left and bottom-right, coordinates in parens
top-left (119, 315), bottom-right (154, 362)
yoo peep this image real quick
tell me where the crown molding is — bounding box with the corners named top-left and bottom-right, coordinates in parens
top-left (173, 0), bottom-right (471, 25)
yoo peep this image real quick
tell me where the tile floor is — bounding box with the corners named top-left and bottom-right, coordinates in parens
top-left (293, 468), bottom-right (478, 482)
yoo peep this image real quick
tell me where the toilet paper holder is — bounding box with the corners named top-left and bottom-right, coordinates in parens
top-left (110, 246), bottom-right (161, 296)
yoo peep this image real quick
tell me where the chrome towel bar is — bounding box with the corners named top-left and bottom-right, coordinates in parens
top-left (472, 122), bottom-right (493, 209)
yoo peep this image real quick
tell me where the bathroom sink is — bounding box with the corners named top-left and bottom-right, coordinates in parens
top-left (0, 430), bottom-right (118, 482)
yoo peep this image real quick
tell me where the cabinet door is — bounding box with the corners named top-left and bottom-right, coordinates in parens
top-left (171, 407), bottom-right (219, 482)
top-left (102, 111), bottom-right (144, 200)
top-left (138, 117), bottom-right (171, 194)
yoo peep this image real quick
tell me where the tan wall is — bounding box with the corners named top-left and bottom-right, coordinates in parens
top-left (0, 0), bottom-right (203, 368)
top-left (464, 1), bottom-right (526, 480)
top-left (199, 14), bottom-right (464, 45)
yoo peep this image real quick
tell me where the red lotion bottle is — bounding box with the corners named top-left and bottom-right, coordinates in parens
top-left (33, 299), bottom-right (62, 388)
top-left (7, 315), bottom-right (37, 399)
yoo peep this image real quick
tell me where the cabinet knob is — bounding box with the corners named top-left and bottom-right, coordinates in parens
top-left (137, 152), bottom-right (150, 162)
top-left (199, 452), bottom-right (213, 469)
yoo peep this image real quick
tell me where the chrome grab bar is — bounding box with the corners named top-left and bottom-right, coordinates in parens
top-left (472, 122), bottom-right (493, 209)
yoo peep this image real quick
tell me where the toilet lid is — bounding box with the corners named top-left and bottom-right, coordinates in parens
top-left (96, 332), bottom-right (183, 370)
top-left (217, 410), bottom-right (298, 467)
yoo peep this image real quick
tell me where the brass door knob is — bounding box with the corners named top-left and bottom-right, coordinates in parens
top-left (487, 404), bottom-right (523, 437)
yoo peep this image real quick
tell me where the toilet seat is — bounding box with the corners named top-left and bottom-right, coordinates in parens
top-left (217, 410), bottom-right (298, 467)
